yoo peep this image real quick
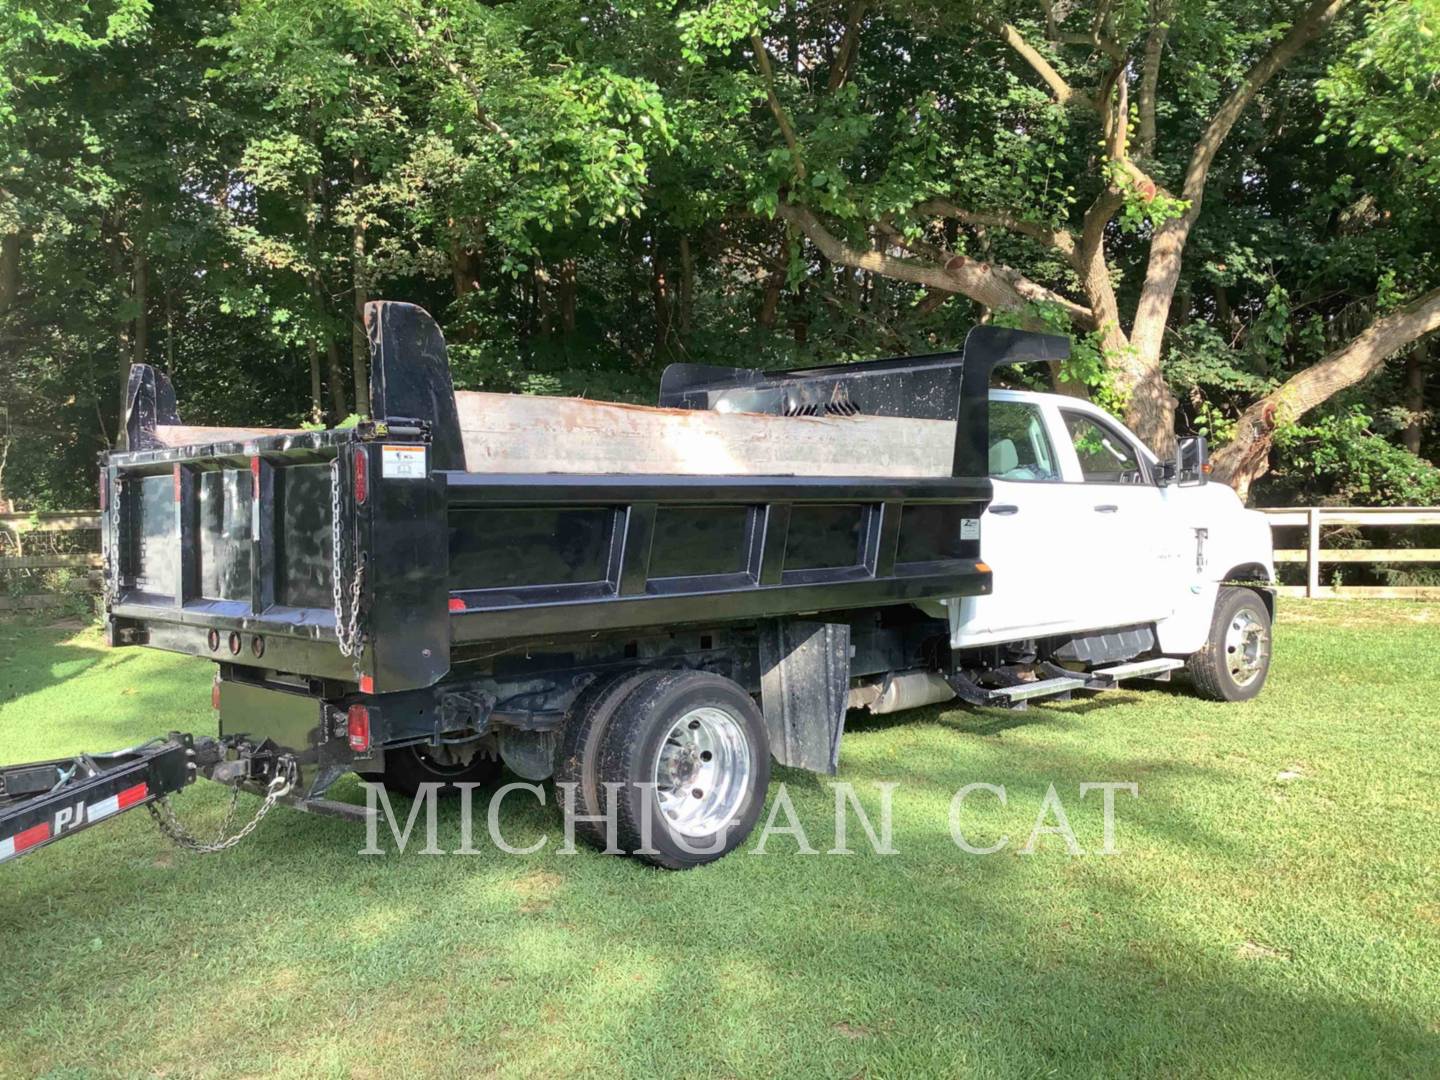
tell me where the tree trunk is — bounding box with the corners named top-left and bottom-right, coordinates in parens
top-left (827, 1), bottom-right (868, 91)
top-left (326, 337), bottom-right (347, 421)
top-left (1136, 4), bottom-right (1169, 159)
top-left (351, 203), bottom-right (369, 416)
top-left (678, 235), bottom-right (694, 338)
top-left (131, 247), bottom-right (148, 367)
top-left (1403, 338), bottom-right (1429, 456)
top-left (558, 257), bottom-right (577, 336)
top-left (1212, 287), bottom-right (1440, 500)
top-left (451, 241), bottom-right (480, 300)
top-left (0, 231), bottom-right (21, 317)
top-left (758, 272), bottom-right (782, 328)
top-left (651, 235), bottom-right (672, 358)
top-left (1123, 0), bottom-right (1349, 452)
top-left (308, 340), bottom-right (324, 424)
top-left (164, 289), bottom-right (175, 371)
top-left (111, 241), bottom-right (131, 420)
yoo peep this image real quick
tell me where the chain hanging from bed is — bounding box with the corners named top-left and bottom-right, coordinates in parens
top-left (330, 455), bottom-right (366, 677)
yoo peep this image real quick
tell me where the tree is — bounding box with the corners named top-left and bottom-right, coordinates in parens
top-left (2, 0), bottom-right (1435, 510)
top-left (1212, 0), bottom-right (1440, 495)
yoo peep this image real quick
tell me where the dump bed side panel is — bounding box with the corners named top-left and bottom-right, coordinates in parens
top-left (445, 472), bottom-right (993, 647)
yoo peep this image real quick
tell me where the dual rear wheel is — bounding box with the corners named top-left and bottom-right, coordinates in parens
top-left (556, 670), bottom-right (771, 869)
top-left (362, 669), bottom-right (772, 869)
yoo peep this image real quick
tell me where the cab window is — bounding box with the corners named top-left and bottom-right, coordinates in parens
top-left (988, 401), bottom-right (1060, 482)
top-left (1061, 410), bottom-right (1147, 484)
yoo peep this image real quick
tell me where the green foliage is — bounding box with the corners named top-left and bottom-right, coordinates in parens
top-left (1272, 407), bottom-right (1440, 505)
top-left (1317, 0), bottom-right (1440, 193)
top-left (678, 0), bottom-right (777, 62)
top-left (1, 0), bottom-right (1436, 512)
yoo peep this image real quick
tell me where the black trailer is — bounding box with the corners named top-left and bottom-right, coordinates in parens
top-left (3, 302), bottom-right (1066, 868)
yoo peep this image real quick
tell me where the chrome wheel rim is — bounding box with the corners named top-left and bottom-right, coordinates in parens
top-left (652, 706), bottom-right (752, 837)
top-left (1225, 606), bottom-right (1269, 687)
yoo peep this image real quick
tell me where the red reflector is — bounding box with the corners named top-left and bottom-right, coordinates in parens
top-left (173, 464), bottom-right (182, 502)
top-left (212, 678), bottom-right (221, 709)
top-left (353, 448), bottom-right (368, 505)
top-left (347, 705), bottom-right (371, 752)
top-left (13, 821), bottom-right (50, 854)
top-left (251, 456), bottom-right (261, 496)
top-left (98, 470), bottom-right (109, 512)
top-left (359, 674), bottom-right (374, 695)
top-left (448, 597), bottom-right (466, 613)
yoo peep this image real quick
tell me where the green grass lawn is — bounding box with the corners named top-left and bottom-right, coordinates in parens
top-left (1, 601), bottom-right (1437, 1079)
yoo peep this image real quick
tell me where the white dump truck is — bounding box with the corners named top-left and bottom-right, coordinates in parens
top-left (1, 303), bottom-right (1273, 869)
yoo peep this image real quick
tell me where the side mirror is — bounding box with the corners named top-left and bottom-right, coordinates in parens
top-left (1174, 434), bottom-right (1209, 487)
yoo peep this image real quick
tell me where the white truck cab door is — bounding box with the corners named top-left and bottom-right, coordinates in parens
top-left (952, 398), bottom-right (1101, 646)
top-left (1054, 406), bottom-right (1180, 628)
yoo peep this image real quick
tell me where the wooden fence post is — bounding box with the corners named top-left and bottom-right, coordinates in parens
top-left (1305, 508), bottom-right (1321, 598)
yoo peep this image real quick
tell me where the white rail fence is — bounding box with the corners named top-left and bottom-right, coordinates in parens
top-left (1259, 506), bottom-right (1440, 600)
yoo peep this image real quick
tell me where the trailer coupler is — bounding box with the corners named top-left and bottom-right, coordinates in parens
top-left (0, 733), bottom-right (219, 863)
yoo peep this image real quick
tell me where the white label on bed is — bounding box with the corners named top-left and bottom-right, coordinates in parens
top-left (960, 518), bottom-right (980, 540)
top-left (381, 444), bottom-right (427, 479)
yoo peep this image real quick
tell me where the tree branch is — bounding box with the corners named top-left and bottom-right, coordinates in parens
top-left (916, 200), bottom-right (1078, 262)
top-left (988, 21), bottom-right (1087, 108)
top-left (779, 203), bottom-right (1093, 325)
top-left (826, 1), bottom-right (868, 92)
top-left (1212, 287), bottom-right (1440, 498)
top-left (751, 33), bottom-right (805, 179)
top-left (1136, 1), bottom-right (1170, 158)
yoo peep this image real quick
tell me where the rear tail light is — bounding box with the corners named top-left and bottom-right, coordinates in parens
top-left (212, 678), bottom-right (221, 710)
top-left (251, 456), bottom-right (262, 497)
top-left (347, 705), bottom-right (371, 752)
top-left (358, 674), bottom-right (374, 695)
top-left (173, 464), bottom-right (182, 502)
top-left (98, 469), bottom-right (109, 512)
top-left (353, 448), bottom-right (368, 505)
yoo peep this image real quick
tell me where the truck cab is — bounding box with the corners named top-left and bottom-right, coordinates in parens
top-left (948, 389), bottom-right (1274, 680)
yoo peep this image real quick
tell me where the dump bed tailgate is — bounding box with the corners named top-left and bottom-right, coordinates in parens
top-left (102, 425), bottom-right (450, 693)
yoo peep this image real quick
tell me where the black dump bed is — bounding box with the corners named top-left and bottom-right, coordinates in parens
top-left (101, 302), bottom-right (1067, 695)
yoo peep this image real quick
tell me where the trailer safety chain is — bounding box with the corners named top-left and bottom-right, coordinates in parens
top-left (146, 760), bottom-right (297, 854)
top-left (330, 456), bottom-right (366, 672)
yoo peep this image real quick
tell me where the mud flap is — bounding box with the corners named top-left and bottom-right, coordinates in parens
top-left (758, 619), bottom-right (851, 774)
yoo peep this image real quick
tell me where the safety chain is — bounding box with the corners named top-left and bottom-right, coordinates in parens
top-left (330, 455), bottom-right (366, 673)
top-left (146, 760), bottom-right (297, 854)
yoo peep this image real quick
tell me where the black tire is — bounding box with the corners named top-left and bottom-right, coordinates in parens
top-left (363, 744), bottom-right (502, 798)
top-left (590, 670), bottom-right (770, 869)
top-left (553, 668), bottom-right (654, 846)
top-left (1186, 586), bottom-right (1273, 702)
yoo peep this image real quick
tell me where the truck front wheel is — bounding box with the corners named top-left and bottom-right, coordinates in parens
top-left (1186, 586), bottom-right (1273, 702)
top-left (590, 670), bottom-right (770, 869)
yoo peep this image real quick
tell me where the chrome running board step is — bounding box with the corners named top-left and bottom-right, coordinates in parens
top-left (987, 676), bottom-right (1087, 703)
top-left (1090, 657), bottom-right (1185, 684)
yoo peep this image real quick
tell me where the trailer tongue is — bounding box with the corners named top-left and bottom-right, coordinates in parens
top-left (3, 301), bottom-right (1069, 868)
top-left (0, 735), bottom-right (217, 862)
